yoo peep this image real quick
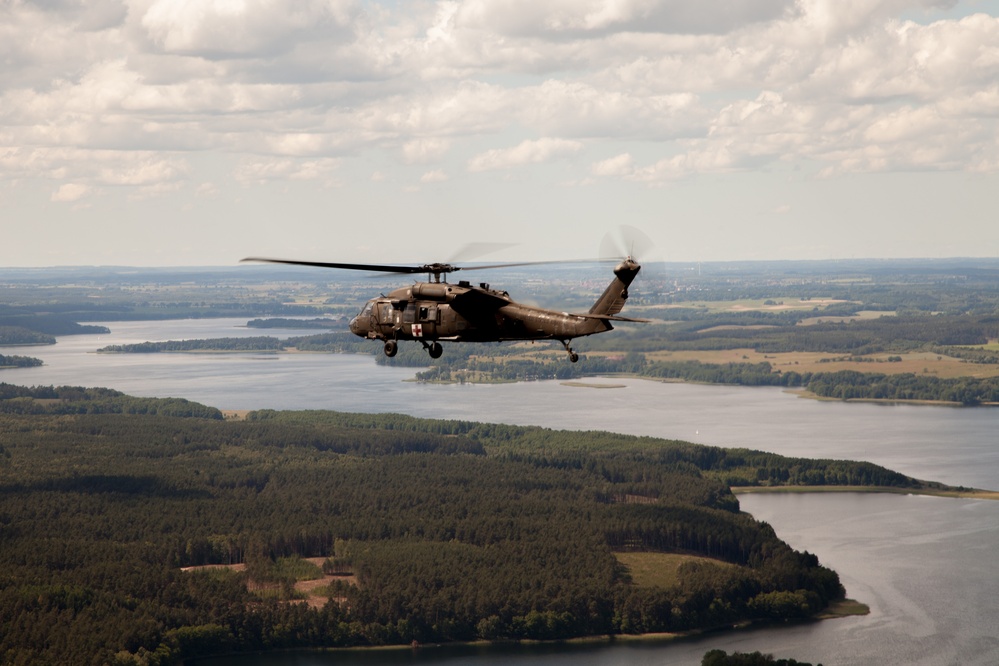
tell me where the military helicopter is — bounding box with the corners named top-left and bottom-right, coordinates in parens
top-left (241, 248), bottom-right (647, 362)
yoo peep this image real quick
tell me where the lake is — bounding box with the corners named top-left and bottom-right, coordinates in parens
top-left (3, 319), bottom-right (998, 665)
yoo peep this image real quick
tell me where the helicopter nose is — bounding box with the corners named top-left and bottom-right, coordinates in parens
top-left (349, 317), bottom-right (360, 335)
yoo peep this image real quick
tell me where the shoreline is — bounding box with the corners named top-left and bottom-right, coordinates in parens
top-left (191, 599), bottom-right (869, 663)
top-left (783, 387), bottom-right (999, 408)
top-left (732, 485), bottom-right (999, 500)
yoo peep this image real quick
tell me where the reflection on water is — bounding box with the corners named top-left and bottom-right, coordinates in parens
top-left (739, 493), bottom-right (999, 666)
top-left (4, 319), bottom-right (999, 665)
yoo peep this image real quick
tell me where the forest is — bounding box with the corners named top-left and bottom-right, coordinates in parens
top-left (701, 651), bottom-right (818, 666)
top-left (0, 384), bottom-right (932, 664)
top-left (0, 354), bottom-right (42, 369)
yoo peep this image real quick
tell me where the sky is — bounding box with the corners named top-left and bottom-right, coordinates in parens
top-left (3, 0), bottom-right (999, 267)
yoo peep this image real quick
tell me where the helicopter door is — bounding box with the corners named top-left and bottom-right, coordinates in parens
top-left (418, 305), bottom-right (438, 338)
top-left (402, 302), bottom-right (416, 325)
top-left (375, 302), bottom-right (394, 333)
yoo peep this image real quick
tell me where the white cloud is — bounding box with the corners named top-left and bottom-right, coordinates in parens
top-left (402, 138), bottom-right (451, 164)
top-left (455, 0), bottom-right (796, 37)
top-left (140, 0), bottom-right (359, 57)
top-left (3, 0), bottom-right (999, 266)
top-left (51, 183), bottom-right (93, 202)
top-left (468, 138), bottom-right (584, 172)
top-left (196, 182), bottom-right (219, 197)
top-left (522, 80), bottom-right (704, 138)
top-left (98, 156), bottom-right (186, 186)
top-left (420, 169), bottom-right (448, 183)
top-left (3, 0), bottom-right (996, 191)
top-left (591, 153), bottom-right (635, 177)
top-left (794, 13), bottom-right (999, 103)
top-left (233, 157), bottom-right (340, 184)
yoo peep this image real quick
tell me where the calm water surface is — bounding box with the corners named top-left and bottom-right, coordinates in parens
top-left (3, 320), bottom-right (998, 665)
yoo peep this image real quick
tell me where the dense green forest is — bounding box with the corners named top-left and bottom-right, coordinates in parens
top-left (0, 326), bottom-right (56, 346)
top-left (0, 354), bottom-right (42, 369)
top-left (702, 651), bottom-right (818, 666)
top-left (98, 337), bottom-right (287, 353)
top-left (0, 384), bottom-right (932, 663)
top-left (247, 317), bottom-right (343, 329)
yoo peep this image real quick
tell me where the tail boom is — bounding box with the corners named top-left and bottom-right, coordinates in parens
top-left (589, 258), bottom-right (641, 317)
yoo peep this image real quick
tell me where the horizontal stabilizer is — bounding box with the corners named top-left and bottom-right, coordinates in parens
top-left (568, 312), bottom-right (651, 323)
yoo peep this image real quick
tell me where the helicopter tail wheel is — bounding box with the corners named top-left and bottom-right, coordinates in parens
top-left (428, 342), bottom-right (443, 359)
top-left (384, 340), bottom-right (398, 357)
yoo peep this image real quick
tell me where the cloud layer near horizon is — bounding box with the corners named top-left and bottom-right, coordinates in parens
top-left (4, 0), bottom-right (998, 197)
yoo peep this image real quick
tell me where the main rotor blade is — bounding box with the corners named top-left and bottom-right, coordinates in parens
top-left (457, 258), bottom-right (611, 272)
top-left (447, 242), bottom-right (519, 264)
top-left (242, 256), bottom-right (614, 275)
top-left (241, 257), bottom-right (427, 274)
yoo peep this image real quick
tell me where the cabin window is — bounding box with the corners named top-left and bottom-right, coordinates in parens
top-left (402, 302), bottom-right (416, 324)
top-left (376, 302), bottom-right (393, 324)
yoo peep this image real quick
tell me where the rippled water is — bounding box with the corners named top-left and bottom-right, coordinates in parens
top-left (4, 319), bottom-right (998, 665)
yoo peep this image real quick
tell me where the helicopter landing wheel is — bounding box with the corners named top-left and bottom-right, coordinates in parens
top-left (428, 342), bottom-right (443, 359)
top-left (569, 351), bottom-right (579, 363)
top-left (383, 340), bottom-right (398, 357)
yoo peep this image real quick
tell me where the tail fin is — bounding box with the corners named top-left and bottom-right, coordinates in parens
top-left (589, 258), bottom-right (641, 316)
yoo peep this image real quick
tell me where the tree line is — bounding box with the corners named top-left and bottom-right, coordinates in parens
top-left (0, 384), bottom-right (224, 418)
top-left (0, 354), bottom-right (42, 369)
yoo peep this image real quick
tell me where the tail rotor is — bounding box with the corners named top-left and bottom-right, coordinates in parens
top-left (600, 224), bottom-right (655, 262)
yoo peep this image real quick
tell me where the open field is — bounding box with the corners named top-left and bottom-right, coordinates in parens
top-left (652, 298), bottom-right (851, 314)
top-left (614, 552), bottom-right (738, 589)
top-left (639, 348), bottom-right (999, 380)
top-left (816, 599), bottom-right (870, 619)
top-left (181, 557), bottom-right (357, 609)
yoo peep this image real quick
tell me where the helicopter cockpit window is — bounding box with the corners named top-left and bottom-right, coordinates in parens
top-left (360, 302), bottom-right (374, 317)
top-left (376, 302), bottom-right (393, 324)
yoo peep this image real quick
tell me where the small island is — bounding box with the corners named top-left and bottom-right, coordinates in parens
top-left (0, 353), bottom-right (43, 369)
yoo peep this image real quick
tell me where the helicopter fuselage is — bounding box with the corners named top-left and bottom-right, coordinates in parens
top-left (346, 258), bottom-right (642, 361)
top-left (242, 254), bottom-right (642, 362)
top-left (349, 280), bottom-right (612, 345)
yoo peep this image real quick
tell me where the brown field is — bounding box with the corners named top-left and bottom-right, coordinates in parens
top-left (461, 342), bottom-right (999, 382)
top-left (614, 552), bottom-right (737, 589)
top-left (181, 557), bottom-right (357, 609)
top-left (798, 310), bottom-right (896, 326)
top-left (656, 298), bottom-right (851, 314)
top-left (640, 348), bottom-right (999, 380)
